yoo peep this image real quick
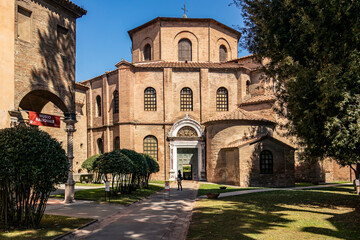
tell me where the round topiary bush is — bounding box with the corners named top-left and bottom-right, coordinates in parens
top-left (82, 154), bottom-right (101, 182)
top-left (0, 125), bottom-right (69, 229)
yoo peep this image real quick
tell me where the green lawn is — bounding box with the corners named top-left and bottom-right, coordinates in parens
top-left (75, 182), bottom-right (104, 187)
top-left (51, 184), bottom-right (163, 205)
top-left (0, 215), bottom-right (92, 240)
top-left (149, 180), bottom-right (173, 185)
top-left (197, 183), bottom-right (259, 196)
top-left (188, 185), bottom-right (360, 240)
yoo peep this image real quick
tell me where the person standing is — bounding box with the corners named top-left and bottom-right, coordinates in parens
top-left (177, 170), bottom-right (183, 191)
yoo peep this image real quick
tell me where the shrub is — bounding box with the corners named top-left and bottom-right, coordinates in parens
top-left (142, 154), bottom-right (160, 188)
top-left (0, 126), bottom-right (68, 229)
top-left (94, 151), bottom-right (135, 195)
top-left (119, 149), bottom-right (149, 189)
top-left (81, 154), bottom-right (101, 182)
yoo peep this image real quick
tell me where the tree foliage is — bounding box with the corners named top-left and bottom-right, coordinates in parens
top-left (82, 154), bottom-right (101, 182)
top-left (234, 0), bottom-right (360, 177)
top-left (142, 154), bottom-right (160, 188)
top-left (94, 151), bottom-right (134, 194)
top-left (0, 126), bottom-right (68, 229)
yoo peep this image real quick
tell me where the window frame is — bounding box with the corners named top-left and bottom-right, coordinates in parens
top-left (96, 95), bottom-right (102, 117)
top-left (180, 87), bottom-right (193, 111)
top-left (219, 45), bottom-right (227, 62)
top-left (144, 87), bottom-right (157, 111)
top-left (178, 39), bottom-right (192, 61)
top-left (97, 138), bottom-right (104, 154)
top-left (143, 135), bottom-right (158, 161)
top-left (260, 150), bottom-right (273, 174)
top-left (113, 90), bottom-right (119, 114)
top-left (216, 87), bottom-right (229, 111)
top-left (114, 136), bottom-right (120, 150)
top-left (144, 44), bottom-right (152, 61)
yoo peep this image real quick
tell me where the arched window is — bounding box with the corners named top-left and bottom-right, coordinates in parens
top-left (219, 45), bottom-right (227, 62)
top-left (246, 81), bottom-right (250, 95)
top-left (180, 87), bottom-right (193, 111)
top-left (144, 87), bottom-right (156, 111)
top-left (143, 136), bottom-right (158, 161)
top-left (114, 137), bottom-right (120, 150)
top-left (144, 44), bottom-right (151, 61)
top-left (178, 39), bottom-right (192, 61)
top-left (216, 87), bottom-right (228, 111)
top-left (96, 95), bottom-right (101, 117)
top-left (260, 150), bottom-right (273, 174)
top-left (113, 90), bottom-right (119, 114)
top-left (97, 138), bottom-right (103, 154)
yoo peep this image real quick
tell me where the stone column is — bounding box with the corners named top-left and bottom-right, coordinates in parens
top-left (64, 118), bottom-right (77, 203)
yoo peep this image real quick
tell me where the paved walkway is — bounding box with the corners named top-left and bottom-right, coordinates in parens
top-left (53, 181), bottom-right (199, 240)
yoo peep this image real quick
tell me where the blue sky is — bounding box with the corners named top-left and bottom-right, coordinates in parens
top-left (71, 0), bottom-right (249, 82)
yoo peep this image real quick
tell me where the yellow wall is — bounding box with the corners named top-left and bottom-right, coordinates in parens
top-left (0, 0), bottom-right (15, 128)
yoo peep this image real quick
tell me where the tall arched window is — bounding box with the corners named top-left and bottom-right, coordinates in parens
top-left (216, 87), bottom-right (228, 111)
top-left (144, 87), bottom-right (156, 111)
top-left (113, 90), bottom-right (119, 114)
top-left (180, 87), bottom-right (193, 111)
top-left (96, 95), bottom-right (101, 117)
top-left (143, 136), bottom-right (158, 161)
top-left (260, 150), bottom-right (273, 174)
top-left (219, 45), bottom-right (227, 62)
top-left (246, 81), bottom-right (250, 95)
top-left (144, 44), bottom-right (151, 61)
top-left (97, 138), bottom-right (103, 154)
top-left (114, 137), bottom-right (120, 150)
top-left (178, 39), bottom-right (192, 61)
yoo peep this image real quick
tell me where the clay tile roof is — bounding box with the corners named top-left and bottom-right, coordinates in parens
top-left (204, 108), bottom-right (275, 124)
top-left (53, 0), bottom-right (87, 17)
top-left (239, 94), bottom-right (276, 106)
top-left (133, 61), bottom-right (248, 70)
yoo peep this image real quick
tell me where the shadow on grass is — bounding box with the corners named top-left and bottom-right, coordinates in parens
top-left (0, 215), bottom-right (92, 240)
top-left (188, 186), bottom-right (360, 240)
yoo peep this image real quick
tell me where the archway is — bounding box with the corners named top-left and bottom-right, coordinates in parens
top-left (168, 114), bottom-right (206, 181)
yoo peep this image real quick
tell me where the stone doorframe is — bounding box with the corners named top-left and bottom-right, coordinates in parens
top-left (168, 114), bottom-right (206, 181)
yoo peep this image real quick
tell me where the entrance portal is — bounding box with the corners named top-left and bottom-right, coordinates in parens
top-left (177, 148), bottom-right (198, 180)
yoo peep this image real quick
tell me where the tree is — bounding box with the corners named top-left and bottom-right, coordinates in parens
top-left (93, 151), bottom-right (134, 195)
top-left (0, 126), bottom-right (68, 229)
top-left (82, 154), bottom-right (101, 183)
top-left (233, 0), bottom-right (360, 178)
top-left (142, 154), bottom-right (160, 188)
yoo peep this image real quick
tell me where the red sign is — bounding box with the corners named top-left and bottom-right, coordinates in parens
top-left (29, 111), bottom-right (60, 128)
top-left (164, 181), bottom-right (170, 191)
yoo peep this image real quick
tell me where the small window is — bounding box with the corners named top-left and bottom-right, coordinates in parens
top-left (143, 136), bottom-right (158, 161)
top-left (114, 137), bottom-right (120, 150)
top-left (17, 7), bottom-right (32, 42)
top-left (178, 39), bottom-right (192, 61)
top-left (96, 95), bottom-right (101, 117)
top-left (180, 87), bottom-right (193, 111)
top-left (144, 87), bottom-right (156, 111)
top-left (219, 45), bottom-right (227, 62)
top-left (57, 25), bottom-right (68, 50)
top-left (144, 44), bottom-right (151, 61)
top-left (113, 90), bottom-right (119, 114)
top-left (97, 138), bottom-right (104, 154)
top-left (216, 87), bottom-right (228, 111)
top-left (246, 81), bottom-right (250, 95)
top-left (260, 150), bottom-right (273, 174)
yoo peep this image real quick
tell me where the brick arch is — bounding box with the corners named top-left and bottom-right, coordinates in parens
top-left (19, 89), bottom-right (69, 113)
top-left (216, 38), bottom-right (232, 62)
top-left (140, 37), bottom-right (154, 61)
top-left (173, 31), bottom-right (199, 62)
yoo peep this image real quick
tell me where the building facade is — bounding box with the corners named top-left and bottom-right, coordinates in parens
top-left (81, 17), bottom-right (300, 187)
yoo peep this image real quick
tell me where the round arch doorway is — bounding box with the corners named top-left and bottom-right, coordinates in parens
top-left (168, 115), bottom-right (206, 181)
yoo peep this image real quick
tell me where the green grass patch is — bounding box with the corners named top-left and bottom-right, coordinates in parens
top-left (149, 180), bottom-right (173, 185)
top-left (197, 183), bottom-right (259, 196)
top-left (188, 186), bottom-right (360, 240)
top-left (295, 182), bottom-right (315, 187)
top-left (51, 184), bottom-right (163, 205)
top-left (0, 215), bottom-right (92, 240)
top-left (75, 183), bottom-right (104, 187)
